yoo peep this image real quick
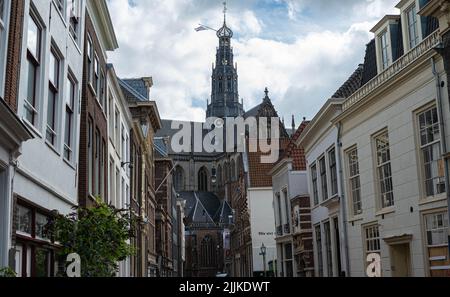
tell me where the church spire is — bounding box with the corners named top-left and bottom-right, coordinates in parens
top-left (206, 2), bottom-right (243, 119)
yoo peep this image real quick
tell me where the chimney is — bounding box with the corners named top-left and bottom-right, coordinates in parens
top-left (142, 77), bottom-right (153, 100)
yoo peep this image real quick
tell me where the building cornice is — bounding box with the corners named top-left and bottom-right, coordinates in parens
top-left (370, 15), bottom-right (401, 33)
top-left (333, 30), bottom-right (441, 124)
top-left (87, 0), bottom-right (119, 52)
top-left (296, 98), bottom-right (343, 148)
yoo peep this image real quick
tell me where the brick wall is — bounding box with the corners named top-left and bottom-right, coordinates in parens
top-left (4, 0), bottom-right (25, 111)
top-left (78, 11), bottom-right (109, 207)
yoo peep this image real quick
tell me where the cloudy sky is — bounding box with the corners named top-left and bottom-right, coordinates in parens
top-left (108, 0), bottom-right (399, 123)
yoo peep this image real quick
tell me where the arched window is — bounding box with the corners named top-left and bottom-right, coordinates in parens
top-left (236, 155), bottom-right (242, 178)
top-left (200, 235), bottom-right (216, 267)
top-left (230, 159), bottom-right (236, 181)
top-left (224, 162), bottom-right (229, 182)
top-left (198, 167), bottom-right (208, 192)
top-left (217, 164), bottom-right (222, 186)
top-left (174, 166), bottom-right (185, 192)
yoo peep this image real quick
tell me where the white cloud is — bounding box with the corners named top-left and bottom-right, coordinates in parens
top-left (108, 0), bottom-right (400, 122)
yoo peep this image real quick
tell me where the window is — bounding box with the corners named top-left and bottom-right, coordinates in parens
top-left (329, 148), bottom-right (338, 196)
top-left (174, 166), bottom-right (185, 192)
top-left (315, 225), bottom-right (323, 277)
top-left (109, 158), bottom-right (115, 205)
top-left (67, 0), bottom-right (80, 41)
top-left (24, 13), bottom-right (42, 126)
top-left (276, 193), bottom-right (282, 230)
top-left (284, 243), bottom-right (293, 277)
top-left (108, 96), bottom-right (114, 138)
top-left (88, 118), bottom-right (93, 194)
top-left (364, 224), bottom-right (381, 255)
top-left (406, 5), bottom-right (419, 49)
top-left (311, 164), bottom-right (318, 205)
top-left (121, 125), bottom-right (126, 161)
top-left (418, 107), bottom-right (445, 197)
top-left (425, 212), bottom-right (448, 246)
top-left (198, 167), bottom-right (208, 192)
top-left (116, 167), bottom-right (120, 207)
top-left (283, 189), bottom-right (290, 232)
top-left (348, 148), bottom-right (362, 215)
top-left (15, 203), bottom-right (55, 277)
top-left (100, 70), bottom-right (105, 109)
top-left (379, 30), bottom-right (390, 70)
top-left (324, 221), bottom-right (333, 277)
top-left (46, 49), bottom-right (60, 146)
top-left (101, 139), bottom-right (106, 200)
top-left (86, 35), bottom-right (93, 85)
top-left (64, 75), bottom-right (76, 161)
top-left (94, 129), bottom-right (101, 197)
top-left (0, 0), bottom-right (4, 25)
top-left (115, 108), bottom-right (120, 152)
top-left (17, 205), bottom-right (32, 235)
top-left (319, 157), bottom-right (328, 201)
top-left (375, 131), bottom-right (394, 208)
top-left (93, 53), bottom-right (99, 95)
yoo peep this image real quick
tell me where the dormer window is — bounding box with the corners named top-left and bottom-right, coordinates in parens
top-left (380, 30), bottom-right (390, 70)
top-left (406, 5), bottom-right (419, 48)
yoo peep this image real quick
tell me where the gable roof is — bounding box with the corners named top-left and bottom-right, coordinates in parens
top-left (180, 191), bottom-right (225, 226)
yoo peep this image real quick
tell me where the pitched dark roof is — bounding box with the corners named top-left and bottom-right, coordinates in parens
top-left (361, 39), bottom-right (378, 86)
top-left (118, 79), bottom-right (148, 102)
top-left (154, 137), bottom-right (169, 158)
top-left (180, 191), bottom-right (225, 225)
top-left (122, 79), bottom-right (149, 100)
top-left (332, 64), bottom-right (364, 99)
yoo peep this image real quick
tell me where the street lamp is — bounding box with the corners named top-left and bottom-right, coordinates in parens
top-left (259, 243), bottom-right (267, 277)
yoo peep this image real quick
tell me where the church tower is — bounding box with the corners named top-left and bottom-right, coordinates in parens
top-left (206, 4), bottom-right (244, 119)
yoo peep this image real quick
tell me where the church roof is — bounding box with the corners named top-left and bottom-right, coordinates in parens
top-left (180, 191), bottom-right (228, 226)
top-left (154, 137), bottom-right (169, 158)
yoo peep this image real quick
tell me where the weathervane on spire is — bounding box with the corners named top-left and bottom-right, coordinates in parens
top-left (223, 1), bottom-right (227, 23)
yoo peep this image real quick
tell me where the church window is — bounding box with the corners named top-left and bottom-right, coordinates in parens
top-left (198, 167), bottom-right (208, 192)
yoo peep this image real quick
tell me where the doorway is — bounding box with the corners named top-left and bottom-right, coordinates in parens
top-left (390, 243), bottom-right (411, 277)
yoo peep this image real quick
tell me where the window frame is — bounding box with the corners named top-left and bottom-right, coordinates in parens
top-left (319, 156), bottom-right (328, 201)
top-left (311, 163), bottom-right (319, 206)
top-left (328, 147), bottom-right (338, 197)
top-left (363, 223), bottom-right (381, 272)
top-left (379, 30), bottom-right (390, 70)
top-left (373, 129), bottom-right (394, 209)
top-left (314, 224), bottom-right (323, 277)
top-left (46, 47), bottom-right (61, 147)
top-left (406, 4), bottom-right (419, 49)
top-left (346, 146), bottom-right (362, 216)
top-left (424, 212), bottom-right (449, 247)
top-left (64, 71), bottom-right (77, 162)
top-left (416, 105), bottom-right (445, 199)
top-left (24, 11), bottom-right (43, 128)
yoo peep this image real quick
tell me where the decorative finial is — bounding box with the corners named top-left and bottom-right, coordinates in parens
top-left (264, 87), bottom-right (269, 98)
top-left (292, 115), bottom-right (295, 131)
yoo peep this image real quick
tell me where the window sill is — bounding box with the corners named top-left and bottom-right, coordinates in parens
top-left (51, 1), bottom-right (68, 28)
top-left (45, 140), bottom-right (61, 156)
top-left (418, 194), bottom-right (447, 206)
top-left (22, 118), bottom-right (42, 139)
top-left (348, 214), bottom-right (364, 223)
top-left (88, 83), bottom-right (97, 97)
top-left (68, 32), bottom-right (82, 55)
top-left (375, 206), bottom-right (395, 217)
top-left (63, 157), bottom-right (76, 170)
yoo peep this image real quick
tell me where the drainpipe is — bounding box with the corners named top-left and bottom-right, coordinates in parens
top-left (336, 122), bottom-right (351, 277)
top-left (431, 57), bottom-right (450, 258)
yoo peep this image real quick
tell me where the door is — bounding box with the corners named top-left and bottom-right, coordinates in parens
top-left (390, 243), bottom-right (411, 277)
